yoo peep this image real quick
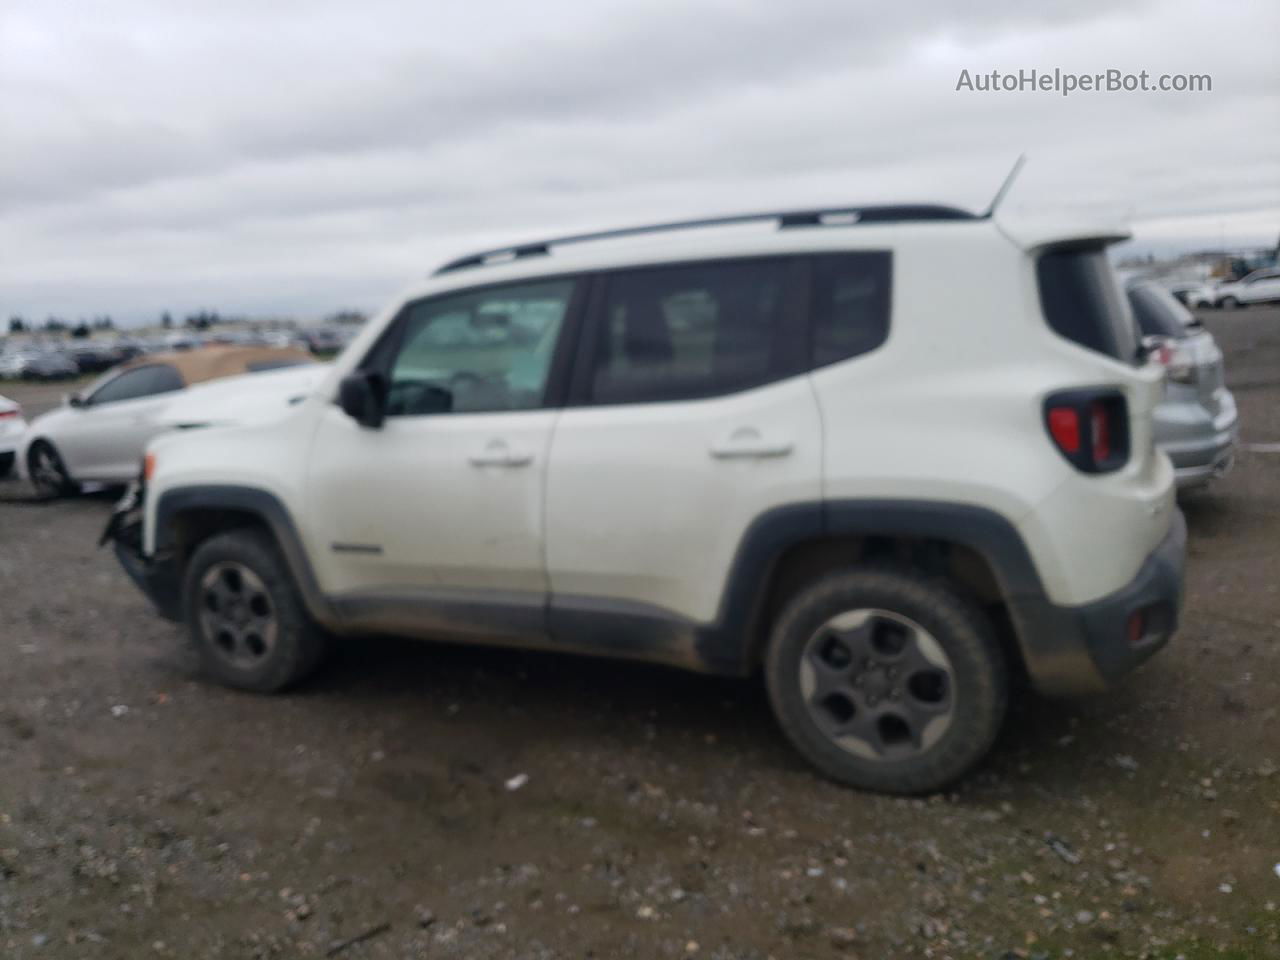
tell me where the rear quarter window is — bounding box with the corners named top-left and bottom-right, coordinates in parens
top-left (1037, 247), bottom-right (1138, 363)
top-left (810, 252), bottom-right (891, 368)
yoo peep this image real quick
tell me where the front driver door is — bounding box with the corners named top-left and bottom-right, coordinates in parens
top-left (305, 275), bottom-right (585, 644)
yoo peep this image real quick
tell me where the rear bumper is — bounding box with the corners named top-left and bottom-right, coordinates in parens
top-left (1012, 510), bottom-right (1186, 696)
top-left (1155, 391), bottom-right (1238, 488)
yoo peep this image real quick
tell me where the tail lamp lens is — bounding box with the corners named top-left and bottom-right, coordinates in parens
top-left (1047, 407), bottom-right (1081, 454)
top-left (1044, 390), bottom-right (1129, 473)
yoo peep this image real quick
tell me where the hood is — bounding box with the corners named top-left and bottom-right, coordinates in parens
top-left (156, 364), bottom-right (329, 429)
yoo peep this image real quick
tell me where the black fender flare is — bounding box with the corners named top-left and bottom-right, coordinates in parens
top-left (154, 485), bottom-right (340, 630)
top-left (702, 499), bottom-right (1051, 675)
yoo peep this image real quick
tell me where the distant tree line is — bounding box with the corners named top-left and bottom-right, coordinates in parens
top-left (8, 307), bottom-right (370, 336)
top-left (8, 315), bottom-right (116, 335)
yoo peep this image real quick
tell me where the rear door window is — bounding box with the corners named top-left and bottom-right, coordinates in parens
top-left (1037, 247), bottom-right (1139, 363)
top-left (584, 258), bottom-right (791, 405)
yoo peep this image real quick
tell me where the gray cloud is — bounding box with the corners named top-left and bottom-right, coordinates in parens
top-left (1, 0), bottom-right (1276, 322)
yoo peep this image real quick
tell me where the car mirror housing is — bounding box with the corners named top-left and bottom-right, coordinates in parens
top-left (339, 372), bottom-right (387, 428)
top-left (67, 393), bottom-right (86, 408)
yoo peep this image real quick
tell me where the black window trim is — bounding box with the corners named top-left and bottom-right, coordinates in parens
top-left (354, 250), bottom-right (894, 416)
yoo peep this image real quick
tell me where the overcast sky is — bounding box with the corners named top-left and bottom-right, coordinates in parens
top-left (2, 0), bottom-right (1277, 325)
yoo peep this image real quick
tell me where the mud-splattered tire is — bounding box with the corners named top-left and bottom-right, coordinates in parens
top-left (27, 440), bottom-right (76, 497)
top-left (765, 565), bottom-right (1008, 794)
top-left (183, 529), bottom-right (331, 693)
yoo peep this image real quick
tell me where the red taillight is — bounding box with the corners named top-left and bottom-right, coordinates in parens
top-left (1047, 407), bottom-right (1081, 454)
top-left (1044, 390), bottom-right (1130, 473)
top-left (0, 408), bottom-right (19, 419)
top-left (1090, 402), bottom-right (1111, 461)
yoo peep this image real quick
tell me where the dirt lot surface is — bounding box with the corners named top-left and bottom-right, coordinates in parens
top-left (2, 310), bottom-right (1278, 959)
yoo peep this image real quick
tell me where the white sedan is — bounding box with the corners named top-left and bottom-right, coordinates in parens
top-left (1213, 267), bottom-right (1280, 309)
top-left (19, 345), bottom-right (314, 496)
top-left (0, 394), bottom-right (27, 477)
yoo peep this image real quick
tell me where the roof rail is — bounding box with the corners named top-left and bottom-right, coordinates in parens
top-left (433, 203), bottom-right (977, 274)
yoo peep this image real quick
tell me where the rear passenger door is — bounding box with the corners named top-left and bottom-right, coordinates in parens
top-left (543, 257), bottom-right (823, 661)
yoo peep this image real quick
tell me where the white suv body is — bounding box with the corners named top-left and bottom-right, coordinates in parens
top-left (107, 205), bottom-right (1184, 793)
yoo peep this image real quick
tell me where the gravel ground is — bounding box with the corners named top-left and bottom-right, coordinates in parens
top-left (1, 310), bottom-right (1278, 959)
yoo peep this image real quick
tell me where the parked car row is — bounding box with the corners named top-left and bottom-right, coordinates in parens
top-left (1162, 267), bottom-right (1280, 309)
top-left (0, 324), bottom-right (358, 382)
top-left (0, 348), bottom-right (81, 381)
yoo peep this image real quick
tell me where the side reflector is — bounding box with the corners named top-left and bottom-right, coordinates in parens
top-left (1126, 609), bottom-right (1146, 646)
top-left (143, 452), bottom-right (156, 481)
top-left (1091, 402), bottom-right (1111, 461)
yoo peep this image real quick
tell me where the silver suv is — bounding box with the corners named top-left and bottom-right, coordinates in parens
top-left (1127, 280), bottom-right (1238, 487)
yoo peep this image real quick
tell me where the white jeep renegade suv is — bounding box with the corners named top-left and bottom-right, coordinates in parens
top-left (105, 204), bottom-right (1185, 794)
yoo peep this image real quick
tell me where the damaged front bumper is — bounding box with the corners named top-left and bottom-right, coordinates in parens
top-left (100, 481), bottom-right (184, 623)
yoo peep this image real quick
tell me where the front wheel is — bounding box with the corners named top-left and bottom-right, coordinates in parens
top-left (765, 566), bottom-right (1008, 794)
top-left (27, 440), bottom-right (76, 497)
top-left (1219, 296), bottom-right (1240, 310)
top-left (183, 529), bottom-right (331, 693)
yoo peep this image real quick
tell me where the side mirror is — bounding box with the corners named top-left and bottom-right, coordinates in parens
top-left (67, 393), bottom-right (86, 408)
top-left (339, 372), bottom-right (386, 428)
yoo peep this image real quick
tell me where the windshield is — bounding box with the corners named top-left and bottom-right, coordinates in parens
top-left (1127, 283), bottom-right (1193, 339)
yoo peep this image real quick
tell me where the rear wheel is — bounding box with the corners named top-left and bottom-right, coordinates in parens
top-left (183, 529), bottom-right (331, 693)
top-left (765, 565), bottom-right (1008, 794)
top-left (27, 440), bottom-right (76, 497)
